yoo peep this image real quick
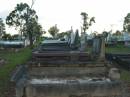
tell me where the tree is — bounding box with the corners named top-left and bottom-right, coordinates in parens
top-left (80, 12), bottom-right (95, 51)
top-left (6, 2), bottom-right (38, 46)
top-left (57, 31), bottom-right (70, 39)
top-left (2, 33), bottom-right (12, 40)
top-left (48, 25), bottom-right (59, 38)
top-left (0, 18), bottom-right (6, 38)
top-left (81, 12), bottom-right (95, 34)
top-left (123, 13), bottom-right (130, 33)
top-left (27, 18), bottom-right (43, 41)
top-left (115, 30), bottom-right (122, 36)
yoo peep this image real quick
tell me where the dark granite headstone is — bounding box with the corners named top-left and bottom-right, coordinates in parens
top-left (92, 37), bottom-right (102, 55)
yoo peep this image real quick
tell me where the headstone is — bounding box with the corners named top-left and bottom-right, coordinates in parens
top-left (99, 35), bottom-right (105, 61)
top-left (70, 29), bottom-right (80, 49)
top-left (92, 33), bottom-right (106, 61)
top-left (70, 30), bottom-right (75, 45)
top-left (92, 37), bottom-right (101, 54)
top-left (80, 32), bottom-right (86, 51)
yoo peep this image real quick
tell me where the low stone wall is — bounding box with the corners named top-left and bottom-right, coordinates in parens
top-left (25, 80), bottom-right (123, 97)
top-left (28, 66), bottom-right (107, 78)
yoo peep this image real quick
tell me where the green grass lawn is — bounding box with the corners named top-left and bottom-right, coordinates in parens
top-left (106, 44), bottom-right (130, 53)
top-left (0, 48), bottom-right (32, 97)
top-left (120, 69), bottom-right (130, 81)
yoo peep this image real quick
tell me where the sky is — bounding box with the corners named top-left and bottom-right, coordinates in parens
top-left (1, 0), bottom-right (130, 35)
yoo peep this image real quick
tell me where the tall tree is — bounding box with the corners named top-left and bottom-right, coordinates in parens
top-left (57, 31), bottom-right (70, 39)
top-left (123, 13), bottom-right (130, 33)
top-left (6, 2), bottom-right (38, 46)
top-left (80, 12), bottom-right (95, 51)
top-left (2, 33), bottom-right (12, 40)
top-left (0, 18), bottom-right (6, 38)
top-left (48, 25), bottom-right (59, 38)
top-left (26, 18), bottom-right (43, 41)
top-left (81, 12), bottom-right (95, 34)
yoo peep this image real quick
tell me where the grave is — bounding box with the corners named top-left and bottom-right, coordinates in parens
top-left (11, 32), bottom-right (127, 97)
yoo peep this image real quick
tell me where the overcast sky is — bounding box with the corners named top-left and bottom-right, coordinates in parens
top-left (1, 0), bottom-right (130, 35)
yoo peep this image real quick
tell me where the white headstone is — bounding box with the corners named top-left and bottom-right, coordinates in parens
top-left (70, 31), bottom-right (75, 45)
top-left (80, 32), bottom-right (86, 51)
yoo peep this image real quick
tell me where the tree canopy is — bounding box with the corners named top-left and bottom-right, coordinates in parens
top-left (6, 2), bottom-right (41, 46)
top-left (0, 18), bottom-right (6, 37)
top-left (48, 25), bottom-right (59, 38)
top-left (123, 13), bottom-right (130, 33)
top-left (81, 12), bottom-right (95, 33)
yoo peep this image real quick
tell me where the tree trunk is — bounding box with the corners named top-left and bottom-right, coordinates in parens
top-left (29, 32), bottom-right (33, 48)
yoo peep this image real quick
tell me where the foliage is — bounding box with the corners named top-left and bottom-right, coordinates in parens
top-left (12, 34), bottom-right (21, 40)
top-left (6, 2), bottom-right (40, 46)
top-left (106, 44), bottom-right (130, 53)
top-left (112, 30), bottom-right (122, 36)
top-left (81, 12), bottom-right (95, 33)
top-left (24, 18), bottom-right (43, 45)
top-left (120, 70), bottom-right (130, 81)
top-left (57, 31), bottom-right (70, 39)
top-left (48, 25), bottom-right (59, 38)
top-left (0, 18), bottom-right (6, 37)
top-left (123, 13), bottom-right (130, 32)
top-left (2, 33), bottom-right (12, 40)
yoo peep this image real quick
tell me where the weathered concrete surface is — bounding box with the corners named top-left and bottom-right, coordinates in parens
top-left (24, 78), bottom-right (123, 97)
top-left (28, 66), bottom-right (107, 78)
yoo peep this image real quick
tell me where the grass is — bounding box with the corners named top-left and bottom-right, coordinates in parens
top-left (0, 48), bottom-right (32, 96)
top-left (120, 69), bottom-right (130, 82)
top-left (106, 44), bottom-right (130, 53)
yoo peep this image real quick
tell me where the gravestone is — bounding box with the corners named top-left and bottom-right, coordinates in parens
top-left (70, 29), bottom-right (80, 49)
top-left (70, 30), bottom-right (75, 45)
top-left (92, 36), bottom-right (102, 55)
top-left (80, 32), bottom-right (87, 51)
top-left (92, 32), bottom-right (107, 61)
top-left (99, 34), bottom-right (106, 61)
